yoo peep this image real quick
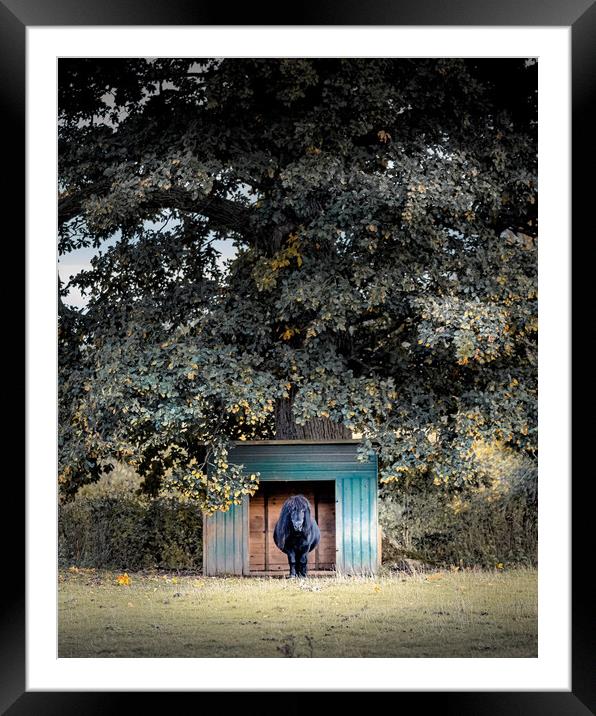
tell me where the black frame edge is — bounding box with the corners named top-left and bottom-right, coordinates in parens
top-left (571, 1), bottom-right (596, 713)
top-left (1, 0), bottom-right (26, 714)
top-left (12, 0), bottom-right (593, 712)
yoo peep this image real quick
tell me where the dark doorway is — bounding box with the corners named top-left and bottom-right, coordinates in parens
top-left (249, 480), bottom-right (336, 574)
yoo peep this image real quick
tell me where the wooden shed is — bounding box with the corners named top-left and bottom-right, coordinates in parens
top-left (203, 440), bottom-right (380, 576)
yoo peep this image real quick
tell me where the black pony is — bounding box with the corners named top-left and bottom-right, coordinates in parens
top-left (273, 494), bottom-right (320, 577)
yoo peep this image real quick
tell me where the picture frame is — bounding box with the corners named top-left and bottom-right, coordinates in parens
top-left (11, 0), bottom-right (591, 711)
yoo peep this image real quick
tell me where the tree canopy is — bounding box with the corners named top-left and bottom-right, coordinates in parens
top-left (58, 58), bottom-right (537, 511)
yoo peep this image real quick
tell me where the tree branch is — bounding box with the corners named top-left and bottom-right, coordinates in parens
top-left (59, 182), bottom-right (254, 237)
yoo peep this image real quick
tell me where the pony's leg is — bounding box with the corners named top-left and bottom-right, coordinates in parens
top-left (298, 552), bottom-right (308, 577)
top-left (287, 550), bottom-right (297, 578)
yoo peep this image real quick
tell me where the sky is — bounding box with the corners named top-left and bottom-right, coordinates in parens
top-left (58, 233), bottom-right (238, 309)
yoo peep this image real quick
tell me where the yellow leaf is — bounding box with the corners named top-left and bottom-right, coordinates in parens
top-left (116, 573), bottom-right (131, 586)
top-left (281, 327), bottom-right (298, 341)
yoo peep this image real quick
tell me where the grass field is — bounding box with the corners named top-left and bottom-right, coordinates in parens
top-left (58, 567), bottom-right (537, 658)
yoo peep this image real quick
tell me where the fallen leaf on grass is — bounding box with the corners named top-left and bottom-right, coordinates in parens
top-left (116, 573), bottom-right (131, 586)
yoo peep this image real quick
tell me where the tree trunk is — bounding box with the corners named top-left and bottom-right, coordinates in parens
top-left (274, 396), bottom-right (352, 440)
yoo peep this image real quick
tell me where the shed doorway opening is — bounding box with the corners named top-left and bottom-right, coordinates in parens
top-left (249, 480), bottom-right (336, 575)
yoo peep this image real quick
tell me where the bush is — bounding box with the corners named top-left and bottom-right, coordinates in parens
top-left (379, 449), bottom-right (537, 568)
top-left (58, 465), bottom-right (203, 570)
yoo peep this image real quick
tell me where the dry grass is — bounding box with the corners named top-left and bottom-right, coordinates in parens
top-left (58, 567), bottom-right (537, 658)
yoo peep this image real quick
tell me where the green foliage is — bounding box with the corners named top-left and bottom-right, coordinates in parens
top-left (59, 59), bottom-right (537, 511)
top-left (379, 445), bottom-right (537, 567)
top-left (58, 467), bottom-right (203, 569)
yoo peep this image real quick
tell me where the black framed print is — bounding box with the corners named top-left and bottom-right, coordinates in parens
top-left (9, 0), bottom-right (592, 712)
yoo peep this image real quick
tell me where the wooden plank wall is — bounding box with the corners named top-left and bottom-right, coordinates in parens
top-left (249, 491), bottom-right (266, 571)
top-left (316, 487), bottom-right (336, 569)
top-left (249, 481), bottom-right (335, 573)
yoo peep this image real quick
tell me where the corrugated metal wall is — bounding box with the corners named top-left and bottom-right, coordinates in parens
top-left (203, 443), bottom-right (378, 575)
top-left (203, 496), bottom-right (248, 576)
top-left (335, 475), bottom-right (378, 575)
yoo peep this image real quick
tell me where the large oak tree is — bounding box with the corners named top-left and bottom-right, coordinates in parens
top-left (58, 58), bottom-right (537, 512)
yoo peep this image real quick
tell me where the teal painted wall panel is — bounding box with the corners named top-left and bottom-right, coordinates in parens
top-left (336, 475), bottom-right (378, 575)
top-left (204, 443), bottom-right (378, 576)
top-left (204, 500), bottom-right (246, 575)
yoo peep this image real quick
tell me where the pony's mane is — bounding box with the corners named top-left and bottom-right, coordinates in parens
top-left (284, 494), bottom-right (311, 512)
top-left (277, 494), bottom-right (312, 531)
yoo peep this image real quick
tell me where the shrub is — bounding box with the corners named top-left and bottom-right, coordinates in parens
top-left (379, 447), bottom-right (537, 568)
top-left (58, 465), bottom-right (203, 570)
